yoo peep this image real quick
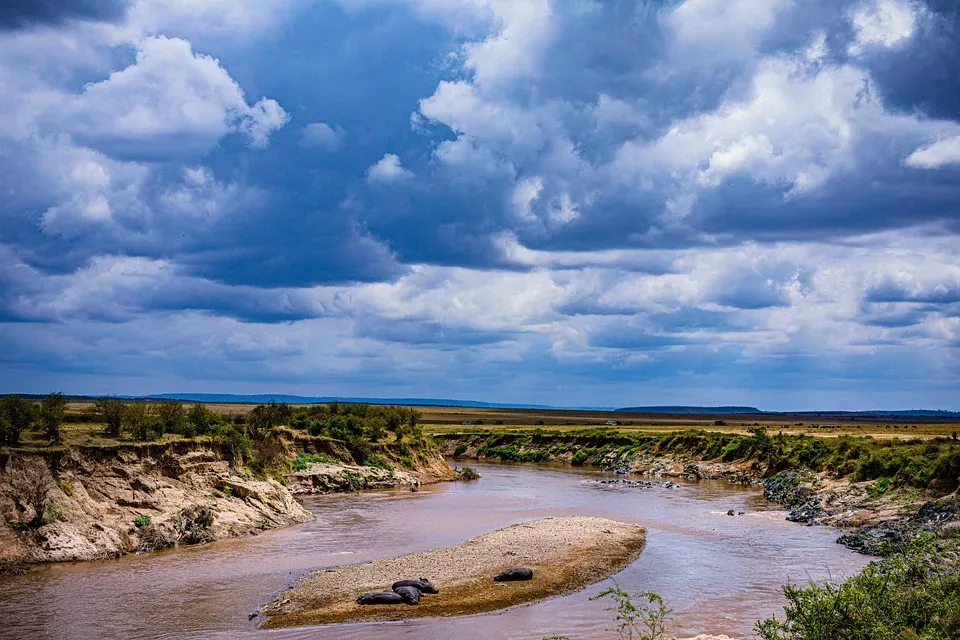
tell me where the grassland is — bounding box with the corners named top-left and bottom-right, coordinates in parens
top-left (7, 400), bottom-right (956, 450)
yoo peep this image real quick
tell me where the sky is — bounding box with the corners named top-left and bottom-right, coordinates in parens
top-left (0, 0), bottom-right (959, 410)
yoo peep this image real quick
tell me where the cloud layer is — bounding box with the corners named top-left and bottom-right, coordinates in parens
top-left (1, 0), bottom-right (959, 409)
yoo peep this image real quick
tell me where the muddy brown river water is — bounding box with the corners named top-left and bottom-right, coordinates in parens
top-left (0, 462), bottom-right (868, 640)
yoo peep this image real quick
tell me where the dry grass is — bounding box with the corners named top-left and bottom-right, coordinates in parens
top-left (9, 401), bottom-right (955, 449)
top-left (262, 517), bottom-right (647, 629)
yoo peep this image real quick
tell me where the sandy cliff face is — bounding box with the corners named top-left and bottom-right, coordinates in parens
top-left (0, 436), bottom-right (455, 567)
top-left (0, 444), bottom-right (311, 566)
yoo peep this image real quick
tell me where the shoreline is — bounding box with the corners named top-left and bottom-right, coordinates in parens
top-left (0, 434), bottom-right (456, 568)
top-left (261, 516), bottom-right (647, 629)
top-left (437, 431), bottom-right (958, 555)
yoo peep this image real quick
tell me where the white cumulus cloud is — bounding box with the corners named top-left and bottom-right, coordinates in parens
top-left (366, 153), bottom-right (414, 183)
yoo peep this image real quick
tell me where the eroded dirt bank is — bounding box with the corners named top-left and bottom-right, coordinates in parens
top-left (262, 516), bottom-right (647, 629)
top-left (0, 434), bottom-right (455, 568)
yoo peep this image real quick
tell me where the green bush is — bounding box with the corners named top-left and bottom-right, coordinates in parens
top-left (95, 397), bottom-right (126, 438)
top-left (0, 395), bottom-right (36, 447)
top-left (866, 477), bottom-right (891, 499)
top-left (37, 392), bottom-right (67, 443)
top-left (134, 515), bottom-right (151, 528)
top-left (292, 451), bottom-right (334, 471)
top-left (756, 536), bottom-right (960, 640)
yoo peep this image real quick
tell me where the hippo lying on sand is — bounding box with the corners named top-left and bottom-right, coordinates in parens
top-left (356, 591), bottom-right (404, 605)
top-left (393, 585), bottom-right (423, 605)
top-left (494, 567), bottom-right (534, 582)
top-left (392, 579), bottom-right (439, 594)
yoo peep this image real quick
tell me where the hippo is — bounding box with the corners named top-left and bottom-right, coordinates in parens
top-left (356, 591), bottom-right (404, 605)
top-left (493, 567), bottom-right (534, 582)
top-left (392, 579), bottom-right (439, 594)
top-left (393, 585), bottom-right (422, 605)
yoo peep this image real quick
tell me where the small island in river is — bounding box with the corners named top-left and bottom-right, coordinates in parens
top-left (261, 516), bottom-right (647, 628)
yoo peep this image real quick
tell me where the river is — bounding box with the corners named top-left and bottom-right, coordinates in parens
top-left (0, 462), bottom-right (868, 640)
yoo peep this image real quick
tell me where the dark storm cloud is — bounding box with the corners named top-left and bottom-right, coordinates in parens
top-left (866, 1), bottom-right (960, 119)
top-left (588, 326), bottom-right (691, 350)
top-left (0, 0), bottom-right (126, 29)
top-left (866, 279), bottom-right (960, 304)
top-left (353, 318), bottom-right (516, 346)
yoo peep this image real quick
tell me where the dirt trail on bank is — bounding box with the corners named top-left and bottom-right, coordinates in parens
top-left (262, 516), bottom-right (647, 629)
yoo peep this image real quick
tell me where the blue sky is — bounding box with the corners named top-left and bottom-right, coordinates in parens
top-left (1, 0), bottom-right (959, 410)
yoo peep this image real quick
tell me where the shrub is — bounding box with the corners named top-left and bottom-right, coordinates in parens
top-left (0, 395), bottom-right (35, 447)
top-left (291, 451), bottom-right (333, 472)
top-left (95, 397), bottom-right (126, 438)
top-left (756, 536), bottom-right (960, 640)
top-left (155, 400), bottom-right (188, 436)
top-left (866, 477), bottom-right (891, 499)
top-left (37, 392), bottom-right (67, 443)
top-left (572, 449), bottom-right (590, 466)
top-left (187, 403), bottom-right (218, 436)
top-left (134, 515), bottom-right (151, 528)
top-left (212, 423), bottom-right (252, 466)
top-left (124, 403), bottom-right (158, 441)
top-left (246, 401), bottom-right (291, 438)
top-left (590, 586), bottom-right (672, 640)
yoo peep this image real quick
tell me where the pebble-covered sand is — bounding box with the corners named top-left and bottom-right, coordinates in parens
top-left (262, 516), bottom-right (647, 628)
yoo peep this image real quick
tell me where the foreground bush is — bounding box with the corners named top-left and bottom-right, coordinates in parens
top-left (756, 536), bottom-right (960, 640)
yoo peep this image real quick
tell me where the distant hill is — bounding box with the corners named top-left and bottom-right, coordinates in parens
top-left (787, 409), bottom-right (960, 418)
top-left (617, 406), bottom-right (763, 414)
top-left (145, 393), bottom-right (567, 410)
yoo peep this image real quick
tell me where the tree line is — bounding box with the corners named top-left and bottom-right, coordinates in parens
top-left (0, 393), bottom-right (67, 446)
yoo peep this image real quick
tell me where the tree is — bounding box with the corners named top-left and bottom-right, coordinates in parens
top-left (37, 392), bottom-right (67, 443)
top-left (154, 400), bottom-right (187, 436)
top-left (246, 401), bottom-right (290, 438)
top-left (187, 403), bottom-right (216, 436)
top-left (95, 397), bottom-right (126, 438)
top-left (406, 407), bottom-right (423, 438)
top-left (124, 403), bottom-right (157, 441)
top-left (0, 395), bottom-right (35, 447)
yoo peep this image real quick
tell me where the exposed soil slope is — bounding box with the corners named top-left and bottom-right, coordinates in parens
top-left (0, 435), bottom-right (455, 568)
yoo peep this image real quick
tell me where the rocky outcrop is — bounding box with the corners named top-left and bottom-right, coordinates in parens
top-left (837, 496), bottom-right (960, 555)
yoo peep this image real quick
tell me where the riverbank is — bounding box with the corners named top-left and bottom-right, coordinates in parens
top-left (261, 516), bottom-right (647, 629)
top-left (0, 431), bottom-right (455, 568)
top-left (437, 430), bottom-right (960, 554)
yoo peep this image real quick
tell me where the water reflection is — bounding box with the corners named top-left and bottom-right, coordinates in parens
top-left (0, 463), bottom-right (868, 640)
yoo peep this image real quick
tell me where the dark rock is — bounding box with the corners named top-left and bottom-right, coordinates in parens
top-left (764, 470), bottom-right (815, 507)
top-left (727, 509), bottom-right (736, 516)
top-left (393, 585), bottom-right (422, 605)
top-left (356, 591), bottom-right (404, 605)
top-left (786, 498), bottom-right (827, 525)
top-left (838, 497), bottom-right (960, 556)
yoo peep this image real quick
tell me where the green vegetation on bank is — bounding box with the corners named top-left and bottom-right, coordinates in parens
top-left (454, 427), bottom-right (960, 494)
top-left (1, 394), bottom-right (433, 482)
top-left (543, 537), bottom-right (960, 639)
top-left (757, 535), bottom-right (960, 640)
